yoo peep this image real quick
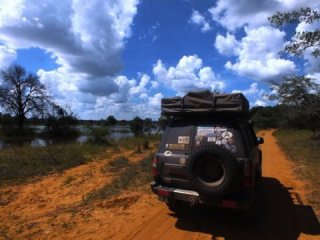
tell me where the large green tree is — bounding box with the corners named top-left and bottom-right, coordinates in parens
top-left (0, 65), bottom-right (50, 130)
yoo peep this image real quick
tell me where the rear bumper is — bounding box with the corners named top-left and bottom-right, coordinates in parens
top-left (150, 181), bottom-right (253, 209)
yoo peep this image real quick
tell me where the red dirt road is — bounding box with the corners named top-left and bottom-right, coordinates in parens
top-left (1, 130), bottom-right (320, 240)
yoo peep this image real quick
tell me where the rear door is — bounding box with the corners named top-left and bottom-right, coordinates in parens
top-left (157, 121), bottom-right (194, 186)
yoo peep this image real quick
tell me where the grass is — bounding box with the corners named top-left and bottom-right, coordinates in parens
top-left (0, 143), bottom-right (109, 186)
top-left (84, 154), bottom-right (153, 204)
top-left (0, 135), bottom-right (160, 187)
top-left (273, 129), bottom-right (320, 215)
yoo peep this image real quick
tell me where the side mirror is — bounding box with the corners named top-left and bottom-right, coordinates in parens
top-left (257, 137), bottom-right (264, 145)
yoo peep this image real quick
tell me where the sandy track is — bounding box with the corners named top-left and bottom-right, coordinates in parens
top-left (1, 130), bottom-right (320, 240)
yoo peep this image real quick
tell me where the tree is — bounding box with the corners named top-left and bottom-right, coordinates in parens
top-left (270, 76), bottom-right (320, 136)
top-left (0, 65), bottom-right (49, 130)
top-left (45, 104), bottom-right (78, 138)
top-left (143, 118), bottom-right (153, 134)
top-left (269, 8), bottom-right (320, 136)
top-left (130, 116), bottom-right (144, 136)
top-left (269, 7), bottom-right (320, 58)
top-left (106, 115), bottom-right (117, 125)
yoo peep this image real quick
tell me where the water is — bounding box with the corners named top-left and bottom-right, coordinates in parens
top-left (0, 124), bottom-right (152, 149)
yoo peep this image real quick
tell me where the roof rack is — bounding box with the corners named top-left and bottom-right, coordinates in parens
top-left (161, 91), bottom-right (249, 116)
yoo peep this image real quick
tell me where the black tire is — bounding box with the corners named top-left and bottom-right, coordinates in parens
top-left (187, 145), bottom-right (238, 197)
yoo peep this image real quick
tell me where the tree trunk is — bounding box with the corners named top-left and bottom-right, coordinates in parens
top-left (18, 114), bottom-right (25, 132)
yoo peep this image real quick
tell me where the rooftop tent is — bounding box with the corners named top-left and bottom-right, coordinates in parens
top-left (161, 91), bottom-right (249, 116)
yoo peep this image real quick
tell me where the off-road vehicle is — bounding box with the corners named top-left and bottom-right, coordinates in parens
top-left (150, 91), bottom-right (264, 215)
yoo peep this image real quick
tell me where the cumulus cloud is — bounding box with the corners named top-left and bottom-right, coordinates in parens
top-left (189, 10), bottom-right (212, 33)
top-left (215, 32), bottom-right (240, 56)
top-left (0, 0), bottom-right (141, 119)
top-left (222, 26), bottom-right (296, 81)
top-left (210, 0), bottom-right (320, 84)
top-left (0, 1), bottom-right (138, 96)
top-left (153, 55), bottom-right (225, 95)
top-left (232, 82), bottom-right (270, 107)
top-left (209, 0), bottom-right (318, 31)
top-left (295, 20), bottom-right (320, 74)
top-left (0, 45), bottom-right (17, 68)
top-left (254, 99), bottom-right (267, 107)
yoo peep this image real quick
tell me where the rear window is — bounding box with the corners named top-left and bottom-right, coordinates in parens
top-left (160, 118), bottom-right (246, 156)
top-left (195, 125), bottom-right (237, 153)
top-left (162, 122), bottom-right (193, 152)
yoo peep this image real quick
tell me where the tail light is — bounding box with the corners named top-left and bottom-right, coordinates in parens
top-left (152, 156), bottom-right (158, 176)
top-left (243, 162), bottom-right (253, 187)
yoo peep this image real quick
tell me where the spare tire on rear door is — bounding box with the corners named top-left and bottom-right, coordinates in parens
top-left (187, 145), bottom-right (238, 197)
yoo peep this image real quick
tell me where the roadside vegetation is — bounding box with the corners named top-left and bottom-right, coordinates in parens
top-left (0, 134), bottom-right (160, 187)
top-left (273, 129), bottom-right (320, 214)
top-left (0, 143), bottom-right (109, 186)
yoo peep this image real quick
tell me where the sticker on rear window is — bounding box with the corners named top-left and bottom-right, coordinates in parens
top-left (178, 136), bottom-right (190, 144)
top-left (222, 131), bottom-right (233, 139)
top-left (197, 127), bottom-right (214, 136)
top-left (196, 126), bottom-right (237, 153)
top-left (207, 137), bottom-right (216, 142)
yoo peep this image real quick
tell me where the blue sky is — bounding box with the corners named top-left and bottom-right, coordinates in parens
top-left (0, 0), bottom-right (319, 120)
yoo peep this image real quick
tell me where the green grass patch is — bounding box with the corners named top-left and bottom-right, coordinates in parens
top-left (0, 143), bottom-right (109, 186)
top-left (84, 154), bottom-right (153, 203)
top-left (273, 129), bottom-right (320, 215)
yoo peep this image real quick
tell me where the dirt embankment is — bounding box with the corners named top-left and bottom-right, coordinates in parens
top-left (1, 130), bottom-right (320, 240)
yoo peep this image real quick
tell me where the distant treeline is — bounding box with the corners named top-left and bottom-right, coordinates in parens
top-left (250, 105), bottom-right (320, 137)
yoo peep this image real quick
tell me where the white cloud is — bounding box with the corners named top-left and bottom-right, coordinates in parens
top-left (189, 10), bottom-right (212, 33)
top-left (232, 82), bottom-right (271, 107)
top-left (296, 21), bottom-right (320, 74)
top-left (149, 93), bottom-right (163, 108)
top-left (0, 0), bottom-right (138, 93)
top-left (223, 26), bottom-right (296, 81)
top-left (0, 45), bottom-right (17, 68)
top-left (215, 32), bottom-right (240, 56)
top-left (153, 55), bottom-right (225, 95)
top-left (254, 99), bottom-right (267, 107)
top-left (209, 0), bottom-right (319, 31)
top-left (0, 0), bottom-right (140, 119)
top-left (306, 72), bottom-right (320, 85)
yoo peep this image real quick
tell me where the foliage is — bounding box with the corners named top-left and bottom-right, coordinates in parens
top-left (143, 118), bottom-right (153, 134)
top-left (105, 115), bottom-right (117, 125)
top-left (44, 104), bottom-right (79, 139)
top-left (130, 116), bottom-right (144, 136)
top-left (250, 106), bottom-right (284, 129)
top-left (269, 7), bottom-right (320, 58)
top-left (269, 76), bottom-right (320, 136)
top-left (0, 65), bottom-right (50, 130)
top-left (87, 125), bottom-right (110, 144)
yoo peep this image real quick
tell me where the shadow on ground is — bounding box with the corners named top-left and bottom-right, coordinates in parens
top-left (174, 177), bottom-right (320, 240)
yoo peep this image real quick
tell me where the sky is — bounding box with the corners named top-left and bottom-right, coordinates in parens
top-left (0, 0), bottom-right (319, 120)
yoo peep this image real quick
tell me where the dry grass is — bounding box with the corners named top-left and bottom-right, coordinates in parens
top-left (274, 129), bottom-right (320, 215)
